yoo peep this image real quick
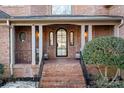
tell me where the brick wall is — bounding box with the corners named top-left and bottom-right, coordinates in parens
top-left (0, 25), bottom-right (10, 77)
top-left (0, 5), bottom-right (51, 16)
top-left (109, 5), bottom-right (124, 39)
top-left (92, 25), bottom-right (114, 39)
top-left (1, 5), bottom-right (124, 17)
top-left (0, 5), bottom-right (109, 16)
top-left (30, 5), bottom-right (51, 16)
top-left (72, 5), bottom-right (109, 15)
top-left (0, 5), bottom-right (31, 16)
top-left (109, 5), bottom-right (124, 16)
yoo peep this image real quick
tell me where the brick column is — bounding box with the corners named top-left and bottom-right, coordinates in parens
top-left (114, 25), bottom-right (119, 37)
top-left (88, 25), bottom-right (92, 41)
top-left (32, 25), bottom-right (36, 65)
top-left (39, 25), bottom-right (43, 65)
top-left (80, 25), bottom-right (85, 51)
top-left (10, 25), bottom-right (15, 75)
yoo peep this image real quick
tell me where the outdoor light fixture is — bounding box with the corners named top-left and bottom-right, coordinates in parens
top-left (36, 31), bottom-right (39, 38)
top-left (35, 26), bottom-right (39, 38)
top-left (84, 31), bottom-right (88, 37)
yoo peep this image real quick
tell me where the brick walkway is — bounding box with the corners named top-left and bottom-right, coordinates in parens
top-left (39, 58), bottom-right (86, 88)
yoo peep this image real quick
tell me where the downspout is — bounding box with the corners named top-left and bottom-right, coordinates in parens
top-left (7, 19), bottom-right (13, 76)
top-left (119, 17), bottom-right (124, 28)
top-left (114, 18), bottom-right (124, 37)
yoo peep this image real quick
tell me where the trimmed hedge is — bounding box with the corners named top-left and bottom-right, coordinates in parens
top-left (83, 36), bottom-right (124, 69)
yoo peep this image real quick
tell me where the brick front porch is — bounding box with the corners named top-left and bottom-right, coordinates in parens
top-left (39, 58), bottom-right (86, 88)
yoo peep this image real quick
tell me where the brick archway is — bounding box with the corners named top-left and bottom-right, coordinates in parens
top-left (43, 24), bottom-right (81, 59)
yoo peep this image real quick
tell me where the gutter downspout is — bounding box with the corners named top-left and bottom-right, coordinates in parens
top-left (119, 17), bottom-right (124, 28)
top-left (114, 18), bottom-right (124, 37)
top-left (7, 19), bottom-right (14, 76)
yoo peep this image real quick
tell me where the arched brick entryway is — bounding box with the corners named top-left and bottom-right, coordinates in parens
top-left (43, 24), bottom-right (81, 59)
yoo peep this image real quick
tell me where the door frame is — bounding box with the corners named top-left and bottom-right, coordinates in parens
top-left (56, 28), bottom-right (68, 57)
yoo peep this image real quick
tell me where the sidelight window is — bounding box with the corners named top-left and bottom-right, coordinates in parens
top-left (49, 32), bottom-right (54, 46)
top-left (70, 31), bottom-right (74, 46)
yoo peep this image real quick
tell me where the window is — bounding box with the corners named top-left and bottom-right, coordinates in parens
top-left (52, 5), bottom-right (71, 15)
top-left (70, 31), bottom-right (74, 46)
top-left (49, 32), bottom-right (54, 46)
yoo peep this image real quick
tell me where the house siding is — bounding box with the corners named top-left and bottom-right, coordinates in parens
top-left (0, 5), bottom-right (51, 16)
top-left (30, 5), bottom-right (51, 16)
top-left (72, 5), bottom-right (109, 15)
top-left (0, 5), bottom-right (109, 16)
top-left (0, 5), bottom-right (124, 78)
top-left (0, 6), bottom-right (31, 16)
top-left (109, 5), bottom-right (124, 39)
top-left (0, 25), bottom-right (10, 77)
top-left (92, 25), bottom-right (114, 39)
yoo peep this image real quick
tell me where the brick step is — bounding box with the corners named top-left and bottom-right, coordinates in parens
top-left (43, 65), bottom-right (81, 69)
top-left (40, 82), bottom-right (86, 88)
top-left (39, 59), bottom-right (86, 88)
top-left (44, 63), bottom-right (80, 66)
top-left (42, 72), bottom-right (83, 77)
top-left (41, 79), bottom-right (84, 83)
top-left (43, 69), bottom-right (82, 72)
top-left (43, 65), bottom-right (82, 71)
top-left (41, 75), bottom-right (84, 80)
top-left (43, 64), bottom-right (81, 67)
top-left (41, 84), bottom-right (85, 88)
top-left (41, 84), bottom-right (86, 88)
top-left (41, 76), bottom-right (84, 82)
top-left (41, 80), bottom-right (84, 84)
top-left (42, 70), bottom-right (82, 75)
top-left (42, 75), bottom-right (83, 78)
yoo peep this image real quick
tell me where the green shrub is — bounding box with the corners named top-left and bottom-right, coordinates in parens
top-left (83, 36), bottom-right (124, 85)
top-left (83, 36), bottom-right (124, 69)
top-left (0, 64), bottom-right (4, 76)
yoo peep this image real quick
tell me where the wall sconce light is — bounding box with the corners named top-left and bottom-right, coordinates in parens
top-left (35, 26), bottom-right (39, 38)
top-left (84, 31), bottom-right (88, 37)
top-left (37, 32), bottom-right (39, 37)
top-left (36, 31), bottom-right (39, 38)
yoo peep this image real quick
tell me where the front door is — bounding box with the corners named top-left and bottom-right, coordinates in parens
top-left (56, 28), bottom-right (67, 57)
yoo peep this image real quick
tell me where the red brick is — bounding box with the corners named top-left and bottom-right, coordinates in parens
top-left (40, 59), bottom-right (86, 88)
